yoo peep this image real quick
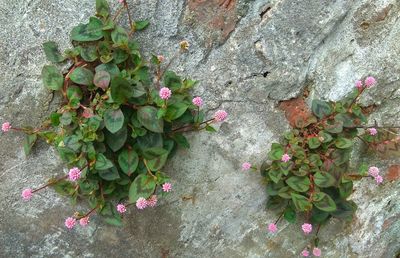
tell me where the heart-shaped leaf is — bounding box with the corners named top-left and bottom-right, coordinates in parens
top-left (314, 172), bottom-right (336, 187)
top-left (70, 17), bottom-right (104, 42)
top-left (118, 149), bottom-right (139, 176)
top-left (42, 65), bottom-right (64, 90)
top-left (312, 192), bottom-right (337, 212)
top-left (95, 153), bottom-right (114, 170)
top-left (104, 109), bottom-right (124, 133)
top-left (129, 174), bottom-right (156, 203)
top-left (93, 70), bottom-right (110, 90)
top-left (286, 176), bottom-right (310, 192)
top-left (43, 41), bottom-right (65, 63)
top-left (137, 106), bottom-right (164, 133)
top-left (70, 67), bottom-right (94, 85)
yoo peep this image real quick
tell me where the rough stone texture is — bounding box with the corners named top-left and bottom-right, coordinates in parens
top-left (0, 0), bottom-right (399, 257)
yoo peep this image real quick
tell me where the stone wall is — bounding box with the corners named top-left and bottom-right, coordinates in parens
top-left (0, 0), bottom-right (399, 257)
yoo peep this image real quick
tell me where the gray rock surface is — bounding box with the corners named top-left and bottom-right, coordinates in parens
top-left (0, 0), bottom-right (399, 257)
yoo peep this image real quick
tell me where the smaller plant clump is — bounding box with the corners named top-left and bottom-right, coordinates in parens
top-left (242, 77), bottom-right (398, 256)
top-left (1, 0), bottom-right (228, 228)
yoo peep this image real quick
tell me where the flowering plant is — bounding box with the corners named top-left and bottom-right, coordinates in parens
top-left (243, 77), bottom-right (396, 256)
top-left (2, 0), bottom-right (227, 228)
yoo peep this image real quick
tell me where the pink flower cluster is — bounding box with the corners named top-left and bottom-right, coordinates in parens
top-left (355, 76), bottom-right (376, 89)
top-left (162, 182), bottom-right (172, 192)
top-left (79, 217), bottom-right (89, 227)
top-left (242, 162), bottom-right (252, 171)
top-left (214, 110), bottom-right (228, 122)
top-left (135, 194), bottom-right (160, 210)
top-left (301, 248), bottom-right (321, 257)
top-left (367, 128), bottom-right (377, 136)
top-left (117, 204), bottom-right (127, 214)
top-left (21, 188), bottom-right (33, 201)
top-left (302, 223), bottom-right (312, 234)
top-left (64, 216), bottom-right (90, 229)
top-left (268, 223), bottom-right (277, 233)
top-left (368, 166), bottom-right (383, 184)
top-left (68, 167), bottom-right (81, 181)
top-left (1, 122), bottom-right (11, 132)
top-left (159, 87), bottom-right (172, 100)
top-left (281, 153), bottom-right (291, 162)
top-left (192, 96), bottom-right (203, 107)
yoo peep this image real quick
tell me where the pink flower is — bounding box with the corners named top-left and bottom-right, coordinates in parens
top-left (242, 162), bottom-right (252, 171)
top-left (368, 166), bottom-right (380, 177)
top-left (365, 76), bottom-right (376, 88)
top-left (117, 204), bottom-right (127, 214)
top-left (157, 55), bottom-right (165, 63)
top-left (147, 195), bottom-right (158, 207)
top-left (118, 0), bottom-right (125, 3)
top-left (79, 217), bottom-right (89, 227)
top-left (281, 153), bottom-right (291, 162)
top-left (65, 217), bottom-right (76, 229)
top-left (268, 223), bottom-right (277, 233)
top-left (355, 80), bottom-right (363, 89)
top-left (312, 247), bottom-right (321, 257)
top-left (214, 110), bottom-right (228, 122)
top-left (302, 223), bottom-right (313, 234)
top-left (301, 250), bottom-right (310, 257)
top-left (375, 175), bottom-right (383, 184)
top-left (192, 96), bottom-right (203, 107)
top-left (1, 122), bottom-right (11, 132)
top-left (162, 182), bottom-right (172, 192)
top-left (136, 197), bottom-right (148, 210)
top-left (68, 167), bottom-right (81, 181)
top-left (368, 128), bottom-right (377, 136)
top-left (159, 87), bottom-right (172, 100)
top-left (21, 188), bottom-right (33, 201)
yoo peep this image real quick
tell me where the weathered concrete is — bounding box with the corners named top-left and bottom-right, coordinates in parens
top-left (0, 0), bottom-right (399, 257)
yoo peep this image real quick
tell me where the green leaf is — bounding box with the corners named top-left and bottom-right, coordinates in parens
top-left (165, 103), bottom-right (188, 121)
top-left (311, 99), bottom-right (332, 119)
top-left (314, 172), bottom-right (336, 188)
top-left (142, 147), bottom-right (168, 160)
top-left (104, 109), bottom-right (124, 133)
top-left (111, 26), bottom-right (129, 46)
top-left (339, 179), bottom-right (353, 198)
top-left (95, 153), bottom-right (114, 170)
top-left (268, 143), bottom-right (284, 160)
top-left (205, 125), bottom-right (217, 132)
top-left (335, 113), bottom-right (356, 127)
top-left (291, 193), bottom-right (312, 211)
top-left (310, 207), bottom-right (330, 224)
top-left (50, 113), bottom-right (61, 126)
top-left (93, 70), bottom-right (110, 90)
top-left (325, 120), bottom-right (343, 134)
top-left (23, 134), bottom-right (37, 156)
top-left (318, 131), bottom-right (333, 143)
top-left (70, 67), bottom-right (94, 85)
top-left (171, 133), bottom-right (190, 148)
top-left (330, 200), bottom-right (357, 221)
top-left (134, 20), bottom-right (149, 30)
top-left (80, 46), bottom-right (98, 62)
top-left (43, 41), bottom-right (65, 63)
top-left (137, 132), bottom-right (163, 149)
top-left (283, 206), bottom-right (296, 223)
top-left (266, 196), bottom-right (286, 210)
top-left (268, 170), bottom-right (283, 184)
top-left (99, 166), bottom-right (120, 181)
top-left (110, 77), bottom-right (133, 103)
top-left (95, 63), bottom-right (120, 78)
top-left (163, 71), bottom-right (182, 90)
top-left (70, 17), bottom-right (104, 42)
top-left (60, 112), bottom-right (72, 125)
top-left (147, 154), bottom-right (168, 171)
top-left (66, 86), bottom-right (83, 101)
top-left (331, 149), bottom-right (350, 166)
top-left (105, 125), bottom-right (127, 152)
top-left (104, 216), bottom-right (123, 226)
top-left (128, 174), bottom-right (156, 203)
top-left (137, 106), bottom-right (164, 133)
top-left (307, 137), bottom-right (321, 149)
top-left (118, 149), bottom-right (139, 176)
top-left (266, 181), bottom-right (285, 196)
top-left (312, 192), bottom-right (337, 212)
top-left (96, 0), bottom-right (110, 18)
top-left (42, 65), bottom-right (64, 90)
top-left (52, 180), bottom-right (75, 196)
top-left (335, 137), bottom-right (353, 149)
top-left (112, 48), bottom-right (129, 64)
top-left (286, 176), bottom-right (310, 192)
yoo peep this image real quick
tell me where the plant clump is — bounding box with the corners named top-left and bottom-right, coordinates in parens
top-left (1, 0), bottom-right (228, 228)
